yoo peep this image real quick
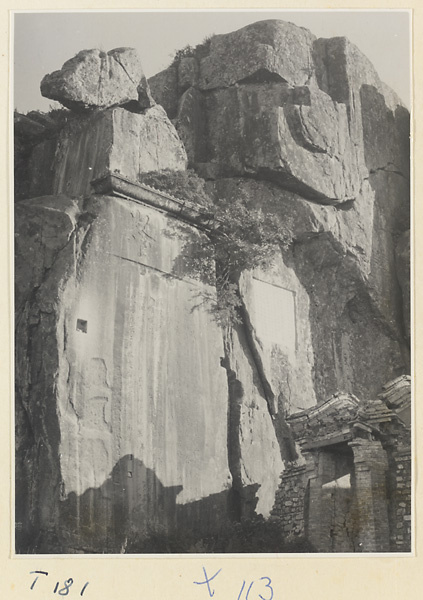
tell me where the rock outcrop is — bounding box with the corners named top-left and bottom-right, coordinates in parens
top-left (14, 105), bottom-right (187, 201)
top-left (41, 48), bottom-right (155, 111)
top-left (52, 106), bottom-right (187, 197)
top-left (396, 230), bottom-right (411, 342)
top-left (15, 20), bottom-right (411, 554)
top-left (150, 20), bottom-right (406, 205)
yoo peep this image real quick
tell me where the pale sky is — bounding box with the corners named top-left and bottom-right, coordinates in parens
top-left (13, 10), bottom-right (411, 114)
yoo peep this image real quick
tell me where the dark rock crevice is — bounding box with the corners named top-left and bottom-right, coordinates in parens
top-left (221, 322), bottom-right (282, 519)
top-left (220, 344), bottom-right (245, 521)
top-left (287, 236), bottom-right (408, 401)
top-left (368, 165), bottom-right (409, 180)
top-left (238, 295), bottom-right (299, 461)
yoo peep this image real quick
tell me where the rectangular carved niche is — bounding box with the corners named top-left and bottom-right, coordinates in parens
top-left (76, 319), bottom-right (88, 333)
top-left (251, 277), bottom-right (296, 354)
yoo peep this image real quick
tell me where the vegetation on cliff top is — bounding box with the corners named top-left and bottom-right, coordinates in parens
top-left (138, 170), bottom-right (293, 327)
top-left (138, 169), bottom-right (212, 208)
top-left (170, 33), bottom-right (215, 65)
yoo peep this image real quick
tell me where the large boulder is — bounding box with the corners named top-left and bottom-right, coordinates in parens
top-left (149, 20), bottom-right (408, 205)
top-left (16, 105), bottom-right (187, 199)
top-left (199, 20), bottom-right (316, 89)
top-left (41, 47), bottom-right (155, 111)
top-left (200, 82), bottom-right (364, 203)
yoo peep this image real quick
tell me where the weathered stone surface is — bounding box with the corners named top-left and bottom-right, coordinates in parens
top-left (396, 230), bottom-right (411, 341)
top-left (15, 195), bottom-right (85, 550)
top-left (148, 63), bottom-right (179, 119)
top-left (199, 20), bottom-right (316, 90)
top-left (178, 57), bottom-right (199, 92)
top-left (109, 105), bottom-right (187, 176)
top-left (207, 176), bottom-right (408, 404)
top-left (202, 82), bottom-right (364, 202)
top-left (41, 48), bottom-right (155, 111)
top-left (223, 325), bottom-right (285, 518)
top-left (14, 112), bottom-right (54, 138)
top-left (358, 83), bottom-right (410, 344)
top-left (238, 264), bottom-right (317, 416)
top-left (313, 36), bottom-right (403, 112)
top-left (176, 87), bottom-right (207, 164)
top-left (14, 111), bottom-right (62, 201)
top-left (15, 103), bottom-right (187, 201)
top-left (14, 195), bottom-right (82, 313)
top-left (49, 106), bottom-right (187, 197)
top-left (149, 20), bottom-right (408, 205)
top-left (15, 19), bottom-right (410, 553)
top-left (15, 194), bottom-right (232, 551)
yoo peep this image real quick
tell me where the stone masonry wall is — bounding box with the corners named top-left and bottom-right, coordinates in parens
top-left (271, 465), bottom-right (307, 539)
top-left (389, 446), bottom-right (412, 551)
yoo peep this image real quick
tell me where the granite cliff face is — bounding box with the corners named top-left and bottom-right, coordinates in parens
top-left (15, 21), bottom-right (411, 553)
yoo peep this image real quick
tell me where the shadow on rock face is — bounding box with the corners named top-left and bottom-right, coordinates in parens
top-left (57, 456), bottom-right (183, 552)
top-left (28, 455), bottom-right (259, 553)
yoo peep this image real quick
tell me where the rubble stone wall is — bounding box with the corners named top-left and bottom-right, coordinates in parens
top-left (271, 465), bottom-right (307, 538)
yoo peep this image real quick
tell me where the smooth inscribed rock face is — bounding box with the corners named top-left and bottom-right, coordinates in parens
top-left (41, 47), bottom-right (155, 111)
top-left (15, 194), bottom-right (232, 551)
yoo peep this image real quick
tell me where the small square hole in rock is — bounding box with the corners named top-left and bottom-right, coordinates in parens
top-left (76, 319), bottom-right (88, 333)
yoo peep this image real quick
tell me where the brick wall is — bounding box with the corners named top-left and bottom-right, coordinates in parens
top-left (389, 446), bottom-right (411, 551)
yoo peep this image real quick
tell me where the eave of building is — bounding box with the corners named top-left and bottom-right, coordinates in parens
top-left (90, 172), bottom-right (218, 231)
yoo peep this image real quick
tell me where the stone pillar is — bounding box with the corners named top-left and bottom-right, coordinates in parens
top-left (303, 450), bottom-right (324, 551)
top-left (349, 438), bottom-right (390, 552)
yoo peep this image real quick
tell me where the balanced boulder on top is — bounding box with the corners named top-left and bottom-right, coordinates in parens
top-left (41, 47), bottom-right (155, 111)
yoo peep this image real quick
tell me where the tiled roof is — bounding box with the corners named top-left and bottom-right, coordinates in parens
top-left (379, 375), bottom-right (411, 410)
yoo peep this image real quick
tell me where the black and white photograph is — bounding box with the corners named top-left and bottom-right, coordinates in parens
top-left (13, 9), bottom-right (412, 556)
